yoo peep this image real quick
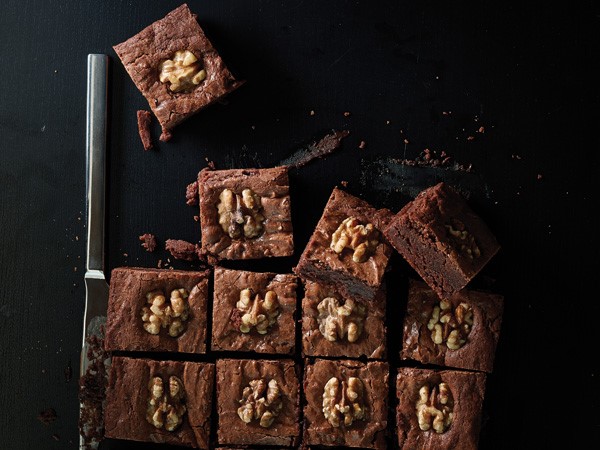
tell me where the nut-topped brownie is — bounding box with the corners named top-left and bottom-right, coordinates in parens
top-left (301, 280), bottom-right (387, 359)
top-left (104, 357), bottom-right (214, 448)
top-left (211, 267), bottom-right (297, 355)
top-left (113, 4), bottom-right (243, 136)
top-left (383, 182), bottom-right (500, 299)
top-left (199, 167), bottom-right (294, 260)
top-left (303, 359), bottom-right (389, 449)
top-left (396, 367), bottom-right (486, 450)
top-left (401, 279), bottom-right (504, 373)
top-left (295, 187), bottom-right (394, 303)
top-left (105, 267), bottom-right (210, 354)
top-left (216, 359), bottom-right (300, 447)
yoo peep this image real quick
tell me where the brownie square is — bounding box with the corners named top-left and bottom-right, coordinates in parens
top-left (383, 182), bottom-right (500, 299)
top-left (199, 166), bottom-right (294, 260)
top-left (104, 357), bottom-right (214, 448)
top-left (105, 267), bottom-right (210, 354)
top-left (301, 280), bottom-right (387, 359)
top-left (216, 358), bottom-right (300, 446)
top-left (401, 279), bottom-right (504, 373)
top-left (211, 267), bottom-right (297, 354)
top-left (396, 367), bottom-right (486, 450)
top-left (303, 359), bottom-right (389, 449)
top-left (113, 4), bottom-right (243, 134)
top-left (294, 187), bottom-right (394, 303)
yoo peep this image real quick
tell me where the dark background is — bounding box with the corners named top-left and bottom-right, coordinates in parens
top-left (1, 0), bottom-right (598, 448)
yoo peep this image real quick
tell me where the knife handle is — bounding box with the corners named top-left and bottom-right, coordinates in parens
top-left (85, 54), bottom-right (109, 272)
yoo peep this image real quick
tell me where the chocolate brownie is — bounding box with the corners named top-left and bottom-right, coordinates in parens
top-left (199, 166), bottom-right (294, 260)
top-left (396, 367), bottom-right (486, 450)
top-left (104, 357), bottom-right (214, 448)
top-left (401, 279), bottom-right (504, 373)
top-left (105, 267), bottom-right (210, 354)
top-left (294, 187), bottom-right (393, 303)
top-left (216, 359), bottom-right (300, 446)
top-left (383, 182), bottom-right (500, 299)
top-left (211, 267), bottom-right (297, 355)
top-left (136, 110), bottom-right (153, 151)
top-left (113, 4), bottom-right (243, 135)
top-left (303, 359), bottom-right (388, 449)
top-left (301, 280), bottom-right (386, 359)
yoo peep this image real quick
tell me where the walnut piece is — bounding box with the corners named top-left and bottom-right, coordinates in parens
top-left (217, 188), bottom-right (265, 239)
top-left (146, 375), bottom-right (187, 431)
top-left (235, 288), bottom-right (279, 334)
top-left (158, 50), bottom-right (207, 93)
top-left (322, 376), bottom-right (365, 427)
top-left (445, 219), bottom-right (481, 259)
top-left (317, 297), bottom-right (366, 343)
top-left (330, 217), bottom-right (379, 263)
top-left (427, 300), bottom-right (473, 350)
top-left (141, 289), bottom-right (190, 337)
top-left (237, 378), bottom-right (283, 428)
top-left (416, 382), bottom-right (454, 434)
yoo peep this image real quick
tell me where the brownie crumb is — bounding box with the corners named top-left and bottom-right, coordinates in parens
top-left (358, 140), bottom-right (367, 149)
top-left (159, 128), bottom-right (173, 142)
top-left (279, 129), bottom-right (350, 169)
top-left (51, 434), bottom-right (60, 441)
top-left (340, 180), bottom-right (349, 187)
top-left (396, 148), bottom-right (472, 172)
top-left (186, 181), bottom-right (199, 206)
top-left (136, 110), bottom-right (153, 151)
top-left (138, 233), bottom-right (157, 252)
top-left (165, 239), bottom-right (198, 261)
top-left (343, 111), bottom-right (351, 117)
top-left (38, 408), bottom-right (58, 425)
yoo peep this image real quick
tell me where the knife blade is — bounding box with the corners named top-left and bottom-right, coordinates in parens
top-left (79, 53), bottom-right (110, 450)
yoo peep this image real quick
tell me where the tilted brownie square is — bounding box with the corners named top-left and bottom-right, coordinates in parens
top-left (105, 267), bottom-right (210, 354)
top-left (401, 279), bottom-right (504, 373)
top-left (104, 357), bottom-right (214, 448)
top-left (303, 359), bottom-right (389, 449)
top-left (211, 267), bottom-right (297, 355)
top-left (301, 280), bottom-right (387, 359)
top-left (216, 358), bottom-right (300, 447)
top-left (113, 4), bottom-right (243, 135)
top-left (383, 182), bottom-right (500, 299)
top-left (199, 166), bottom-right (294, 260)
top-left (294, 187), bottom-right (393, 303)
top-left (396, 367), bottom-right (486, 450)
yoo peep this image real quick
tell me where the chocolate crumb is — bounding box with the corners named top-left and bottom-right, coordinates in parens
top-left (343, 111), bottom-right (351, 117)
top-left (165, 239), bottom-right (199, 261)
top-left (467, 136), bottom-right (475, 141)
top-left (136, 110), bottom-right (153, 151)
top-left (358, 140), bottom-right (367, 149)
top-left (193, 215), bottom-right (199, 222)
top-left (159, 128), bottom-right (172, 142)
top-left (186, 181), bottom-right (199, 206)
top-left (478, 126), bottom-right (485, 133)
top-left (395, 149), bottom-right (472, 172)
top-left (403, 138), bottom-right (410, 144)
top-left (38, 408), bottom-right (58, 425)
top-left (139, 233), bottom-right (157, 252)
top-left (340, 180), bottom-right (349, 187)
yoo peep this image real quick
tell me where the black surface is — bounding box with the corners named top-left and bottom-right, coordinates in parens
top-left (1, 1), bottom-right (599, 449)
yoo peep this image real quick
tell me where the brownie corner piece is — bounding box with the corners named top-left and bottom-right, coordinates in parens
top-left (396, 367), bottom-right (486, 450)
top-left (216, 358), bottom-right (300, 447)
top-left (113, 3), bottom-right (243, 134)
top-left (303, 358), bottom-right (389, 449)
top-left (104, 357), bottom-right (214, 448)
top-left (401, 279), bottom-right (504, 373)
top-left (294, 187), bottom-right (394, 303)
top-left (199, 166), bottom-right (294, 260)
top-left (383, 182), bottom-right (500, 298)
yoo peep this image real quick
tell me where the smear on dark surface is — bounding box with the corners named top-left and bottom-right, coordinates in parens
top-left (278, 129), bottom-right (350, 169)
top-left (37, 407), bottom-right (58, 425)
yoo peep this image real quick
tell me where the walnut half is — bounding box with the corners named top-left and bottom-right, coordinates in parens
top-left (331, 217), bottom-right (380, 263)
top-left (141, 288), bottom-right (190, 337)
top-left (217, 188), bottom-right (265, 239)
top-left (146, 375), bottom-right (187, 431)
top-left (322, 376), bottom-right (365, 427)
top-left (235, 288), bottom-right (280, 334)
top-left (237, 378), bottom-right (283, 428)
top-left (158, 50), bottom-right (207, 93)
top-left (416, 382), bottom-right (454, 434)
top-left (317, 297), bottom-right (366, 343)
top-left (427, 300), bottom-right (473, 350)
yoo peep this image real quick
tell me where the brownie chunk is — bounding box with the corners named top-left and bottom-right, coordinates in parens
top-left (396, 367), bottom-right (486, 450)
top-left (113, 4), bottom-right (243, 135)
top-left (401, 279), bottom-right (504, 373)
top-left (216, 359), bottom-right (300, 447)
top-left (139, 233), bottom-right (157, 252)
top-left (105, 267), bottom-right (210, 354)
top-left (136, 110), bottom-right (153, 150)
top-left (294, 187), bottom-right (393, 303)
top-left (301, 280), bottom-right (386, 359)
top-left (104, 357), bottom-right (214, 448)
top-left (211, 267), bottom-right (297, 355)
top-left (165, 239), bottom-right (199, 261)
top-left (186, 180), bottom-right (199, 206)
top-left (199, 166), bottom-right (294, 260)
top-left (384, 182), bottom-right (500, 299)
top-left (303, 359), bottom-right (388, 449)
